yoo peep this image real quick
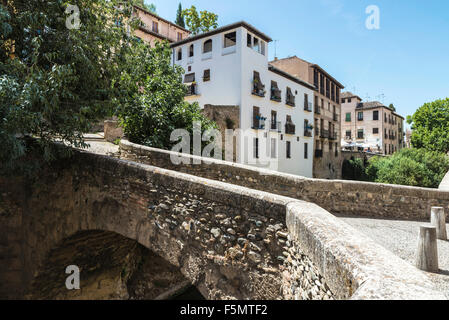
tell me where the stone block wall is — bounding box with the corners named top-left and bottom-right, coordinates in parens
top-left (0, 149), bottom-right (445, 300)
top-left (120, 140), bottom-right (449, 221)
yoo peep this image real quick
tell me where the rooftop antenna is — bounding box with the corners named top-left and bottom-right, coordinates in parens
top-left (365, 93), bottom-right (371, 102)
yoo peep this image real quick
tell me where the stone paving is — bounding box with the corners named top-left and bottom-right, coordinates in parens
top-left (340, 216), bottom-right (449, 298)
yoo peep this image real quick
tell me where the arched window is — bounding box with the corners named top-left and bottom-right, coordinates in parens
top-left (189, 44), bottom-right (194, 57)
top-left (203, 39), bottom-right (212, 53)
top-left (177, 48), bottom-right (182, 61)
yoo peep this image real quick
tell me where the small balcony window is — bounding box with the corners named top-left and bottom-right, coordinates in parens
top-left (357, 129), bottom-right (364, 139)
top-left (270, 81), bottom-right (281, 102)
top-left (252, 71), bottom-right (265, 97)
top-left (357, 112), bottom-right (364, 121)
top-left (177, 48), bottom-right (182, 61)
top-left (252, 106), bottom-right (266, 130)
top-left (224, 31), bottom-right (237, 48)
top-left (304, 94), bottom-right (312, 112)
top-left (203, 39), bottom-right (212, 53)
top-left (189, 44), bottom-right (194, 57)
top-left (286, 87), bottom-right (295, 107)
top-left (373, 110), bottom-right (379, 121)
top-left (203, 69), bottom-right (210, 82)
top-left (285, 116), bottom-right (296, 135)
top-left (286, 141), bottom-right (291, 159)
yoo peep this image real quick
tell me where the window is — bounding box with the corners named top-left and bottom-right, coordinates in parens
top-left (152, 21), bottom-right (159, 33)
top-left (346, 130), bottom-right (351, 139)
top-left (183, 73), bottom-right (195, 83)
top-left (304, 94), bottom-right (310, 111)
top-left (345, 113), bottom-right (351, 122)
top-left (329, 142), bottom-right (333, 151)
top-left (271, 138), bottom-right (277, 159)
top-left (189, 44), bottom-right (194, 57)
top-left (203, 69), bottom-right (210, 82)
top-left (271, 110), bottom-right (277, 130)
top-left (373, 128), bottom-right (379, 134)
top-left (203, 39), bottom-right (212, 53)
top-left (270, 81), bottom-right (281, 102)
top-left (177, 48), bottom-right (182, 61)
top-left (357, 129), bottom-right (364, 139)
top-left (357, 112), bottom-right (364, 121)
top-left (348, 98), bottom-right (352, 103)
top-left (261, 41), bottom-right (265, 55)
top-left (247, 34), bottom-right (252, 47)
top-left (286, 87), bottom-right (295, 106)
top-left (373, 110), bottom-right (379, 121)
top-left (253, 138), bottom-right (259, 159)
top-left (286, 141), bottom-right (291, 159)
top-left (253, 37), bottom-right (259, 52)
top-left (304, 143), bottom-right (308, 159)
top-left (224, 31), bottom-right (237, 48)
top-left (177, 32), bottom-right (183, 41)
top-left (253, 106), bottom-right (260, 129)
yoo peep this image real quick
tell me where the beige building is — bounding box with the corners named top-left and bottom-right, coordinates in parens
top-left (341, 92), bottom-right (405, 155)
top-left (270, 56), bottom-right (345, 179)
top-left (132, 5), bottom-right (190, 46)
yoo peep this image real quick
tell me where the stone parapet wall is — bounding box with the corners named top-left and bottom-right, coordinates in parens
top-left (120, 140), bottom-right (449, 221)
top-left (1, 148), bottom-right (445, 299)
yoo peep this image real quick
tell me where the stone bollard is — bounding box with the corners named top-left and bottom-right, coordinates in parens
top-left (416, 225), bottom-right (439, 273)
top-left (430, 207), bottom-right (447, 241)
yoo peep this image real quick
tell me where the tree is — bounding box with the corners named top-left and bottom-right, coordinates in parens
top-left (132, 0), bottom-right (157, 13)
top-left (0, 0), bottom-right (138, 175)
top-left (182, 6), bottom-right (218, 35)
top-left (115, 41), bottom-right (217, 150)
top-left (388, 103), bottom-right (396, 111)
top-left (175, 3), bottom-right (185, 28)
top-left (366, 148), bottom-right (449, 188)
top-left (407, 98), bottom-right (449, 153)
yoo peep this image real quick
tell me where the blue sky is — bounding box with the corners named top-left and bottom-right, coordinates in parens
top-left (149, 0), bottom-right (449, 125)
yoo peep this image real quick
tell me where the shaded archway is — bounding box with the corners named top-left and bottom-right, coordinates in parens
top-left (28, 230), bottom-right (205, 300)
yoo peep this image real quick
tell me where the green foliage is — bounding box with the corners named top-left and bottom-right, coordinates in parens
top-left (408, 98), bottom-right (449, 154)
top-left (115, 41), bottom-right (217, 150)
top-left (366, 148), bottom-right (449, 188)
top-left (0, 0), bottom-right (138, 175)
top-left (342, 157), bottom-right (369, 181)
top-left (182, 6), bottom-right (218, 35)
top-left (388, 103), bottom-right (396, 111)
top-left (175, 3), bottom-right (185, 28)
top-left (132, 0), bottom-right (156, 13)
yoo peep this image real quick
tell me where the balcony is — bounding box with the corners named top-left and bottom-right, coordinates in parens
top-left (315, 150), bottom-right (323, 158)
top-left (304, 129), bottom-right (312, 137)
top-left (329, 131), bottom-right (338, 140)
top-left (304, 102), bottom-right (312, 112)
top-left (185, 83), bottom-right (198, 96)
top-left (270, 88), bottom-right (282, 102)
top-left (252, 82), bottom-right (266, 97)
top-left (285, 123), bottom-right (296, 135)
top-left (252, 114), bottom-right (266, 130)
top-left (315, 127), bottom-right (320, 136)
top-left (314, 106), bottom-right (321, 115)
top-left (356, 134), bottom-right (364, 140)
top-left (333, 113), bottom-right (338, 121)
top-left (270, 121), bottom-right (282, 133)
top-left (320, 129), bottom-right (329, 139)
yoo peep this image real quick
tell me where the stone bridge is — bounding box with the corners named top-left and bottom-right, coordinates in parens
top-left (0, 148), bottom-right (446, 300)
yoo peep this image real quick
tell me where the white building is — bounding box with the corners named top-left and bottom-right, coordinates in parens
top-left (171, 22), bottom-right (315, 177)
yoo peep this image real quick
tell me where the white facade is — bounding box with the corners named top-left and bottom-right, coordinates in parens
top-left (172, 22), bottom-right (315, 178)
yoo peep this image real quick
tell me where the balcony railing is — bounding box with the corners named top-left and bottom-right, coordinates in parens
top-left (252, 81), bottom-right (266, 97)
top-left (186, 83), bottom-right (198, 96)
top-left (270, 121), bottom-right (282, 132)
top-left (285, 123), bottom-right (296, 135)
top-left (252, 114), bottom-right (266, 130)
top-left (329, 131), bottom-right (338, 140)
top-left (315, 149), bottom-right (323, 158)
top-left (320, 129), bottom-right (329, 139)
top-left (286, 97), bottom-right (295, 107)
top-left (304, 102), bottom-right (312, 112)
top-left (270, 88), bottom-right (282, 102)
top-left (304, 129), bottom-right (312, 137)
